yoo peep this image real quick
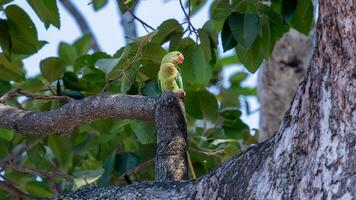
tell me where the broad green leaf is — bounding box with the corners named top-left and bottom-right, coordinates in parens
top-left (17, 78), bottom-right (44, 92)
top-left (229, 72), bottom-right (248, 84)
top-left (97, 151), bottom-right (116, 186)
top-left (48, 135), bottom-right (73, 169)
top-left (5, 5), bottom-right (39, 55)
top-left (25, 181), bottom-right (53, 198)
top-left (95, 58), bottom-right (120, 75)
top-left (185, 90), bottom-right (219, 121)
top-left (202, 20), bottom-right (218, 47)
top-left (74, 35), bottom-right (92, 56)
top-left (62, 72), bottom-right (87, 91)
top-left (198, 29), bottom-right (213, 62)
top-left (188, 0), bottom-right (207, 16)
top-left (212, 0), bottom-right (231, 22)
top-left (235, 33), bottom-right (264, 73)
top-left (0, 138), bottom-right (11, 159)
top-left (152, 19), bottom-right (183, 45)
top-left (141, 80), bottom-right (161, 96)
top-left (221, 19), bottom-right (237, 52)
top-left (0, 20), bottom-right (11, 57)
top-left (40, 57), bottom-right (66, 82)
top-left (220, 107), bottom-right (249, 139)
top-left (228, 13), bottom-right (260, 48)
top-left (291, 0), bottom-right (313, 34)
top-left (74, 168), bottom-right (104, 188)
top-left (0, 81), bottom-right (11, 95)
top-left (121, 64), bottom-right (138, 93)
top-left (27, 0), bottom-right (60, 29)
top-left (139, 44), bottom-right (166, 79)
top-left (59, 42), bottom-right (78, 65)
top-left (130, 120), bottom-right (156, 144)
top-left (180, 43), bottom-right (213, 87)
top-left (115, 152), bottom-right (140, 175)
top-left (0, 53), bottom-right (25, 81)
top-left (0, 127), bottom-right (14, 141)
top-left (93, 0), bottom-right (108, 11)
top-left (0, 0), bottom-right (13, 5)
top-left (220, 54), bottom-right (240, 66)
top-left (74, 52), bottom-right (111, 72)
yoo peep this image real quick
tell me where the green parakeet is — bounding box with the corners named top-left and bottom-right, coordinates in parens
top-left (158, 51), bottom-right (185, 96)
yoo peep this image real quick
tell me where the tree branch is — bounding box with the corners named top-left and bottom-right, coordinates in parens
top-left (119, 0), bottom-right (155, 32)
top-left (0, 162), bottom-right (73, 181)
top-left (59, 0), bottom-right (101, 51)
top-left (0, 94), bottom-right (156, 135)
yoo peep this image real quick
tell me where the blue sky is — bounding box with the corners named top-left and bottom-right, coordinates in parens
top-left (7, 0), bottom-right (259, 129)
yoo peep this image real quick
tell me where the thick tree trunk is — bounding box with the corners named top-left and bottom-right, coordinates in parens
top-left (1, 0), bottom-right (354, 199)
top-left (258, 29), bottom-right (313, 141)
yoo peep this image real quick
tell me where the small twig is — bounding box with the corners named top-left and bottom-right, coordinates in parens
top-left (191, 147), bottom-right (225, 157)
top-left (0, 88), bottom-right (72, 103)
top-left (179, 0), bottom-right (198, 39)
top-left (120, 0), bottom-right (155, 32)
top-left (114, 159), bottom-right (154, 185)
top-left (0, 162), bottom-right (73, 181)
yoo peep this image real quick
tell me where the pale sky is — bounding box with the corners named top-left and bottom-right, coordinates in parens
top-left (7, 0), bottom-right (259, 129)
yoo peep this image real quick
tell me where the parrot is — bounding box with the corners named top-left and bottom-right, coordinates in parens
top-left (158, 51), bottom-right (185, 97)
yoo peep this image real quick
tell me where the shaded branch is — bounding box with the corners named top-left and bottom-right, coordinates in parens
top-left (0, 94), bottom-right (156, 135)
top-left (114, 159), bottom-right (154, 185)
top-left (0, 162), bottom-right (73, 181)
top-left (0, 88), bottom-right (72, 104)
top-left (59, 0), bottom-right (101, 51)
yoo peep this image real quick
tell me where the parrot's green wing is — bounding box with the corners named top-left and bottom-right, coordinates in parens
top-left (176, 72), bottom-right (183, 90)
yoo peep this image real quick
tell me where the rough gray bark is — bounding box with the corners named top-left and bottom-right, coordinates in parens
top-left (0, 94), bottom-right (156, 135)
top-left (155, 94), bottom-right (188, 181)
top-left (258, 29), bottom-right (314, 141)
top-left (55, 0), bottom-right (355, 199)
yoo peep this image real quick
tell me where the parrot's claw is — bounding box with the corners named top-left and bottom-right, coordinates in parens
top-left (177, 90), bottom-right (186, 98)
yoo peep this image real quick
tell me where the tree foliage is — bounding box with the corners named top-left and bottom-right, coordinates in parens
top-left (0, 0), bottom-right (313, 198)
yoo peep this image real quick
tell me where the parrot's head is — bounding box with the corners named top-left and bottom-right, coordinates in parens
top-left (162, 51), bottom-right (184, 65)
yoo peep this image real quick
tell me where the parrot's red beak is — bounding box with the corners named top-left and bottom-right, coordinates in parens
top-left (177, 54), bottom-right (184, 64)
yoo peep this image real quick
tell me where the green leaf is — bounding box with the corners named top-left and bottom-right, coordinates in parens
top-left (74, 52), bottom-right (111, 72)
top-left (97, 151), bottom-right (116, 186)
top-left (25, 181), bottom-right (53, 198)
top-left (220, 54), bottom-right (240, 66)
top-left (152, 19), bottom-right (183, 45)
top-left (228, 13), bottom-right (260, 48)
top-left (0, 127), bottom-right (14, 141)
top-left (291, 0), bottom-right (313, 34)
top-left (62, 72), bottom-right (87, 91)
top-left (220, 107), bottom-right (249, 139)
top-left (27, 0), bottom-right (60, 29)
top-left (212, 0), bottom-right (231, 22)
top-left (202, 20), bottom-right (218, 47)
top-left (117, 0), bottom-right (137, 13)
top-left (130, 120), bottom-right (156, 144)
top-left (74, 168), bottom-right (104, 188)
top-left (0, 53), bottom-right (25, 81)
top-left (235, 33), bottom-right (264, 73)
top-left (141, 80), bottom-right (161, 96)
top-left (17, 78), bottom-right (44, 92)
top-left (221, 19), bottom-right (237, 52)
top-left (115, 152), bottom-right (140, 175)
top-left (5, 5), bottom-right (39, 55)
top-left (93, 0), bottom-right (108, 11)
top-left (40, 57), bottom-right (66, 82)
top-left (74, 35), bottom-right (92, 56)
top-left (180, 43), bottom-right (213, 87)
top-left (188, 0), bottom-right (207, 16)
top-left (0, 20), bottom-right (11, 57)
top-left (198, 29), bottom-right (213, 62)
top-left (121, 65), bottom-right (138, 93)
top-left (48, 135), bottom-right (73, 169)
top-left (95, 58), bottom-right (120, 75)
top-left (185, 90), bottom-right (219, 121)
top-left (58, 42), bottom-right (78, 65)
top-left (0, 0), bottom-right (13, 6)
